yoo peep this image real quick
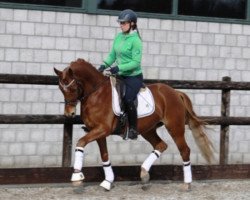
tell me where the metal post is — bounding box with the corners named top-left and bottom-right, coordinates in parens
top-left (247, 0), bottom-right (250, 21)
top-left (172, 0), bottom-right (179, 16)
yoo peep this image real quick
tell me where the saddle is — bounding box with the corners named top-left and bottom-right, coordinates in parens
top-left (110, 76), bottom-right (129, 138)
top-left (110, 76), bottom-right (155, 139)
top-left (113, 76), bottom-right (127, 112)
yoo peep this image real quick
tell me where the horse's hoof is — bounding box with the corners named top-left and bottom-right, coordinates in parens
top-left (141, 183), bottom-right (152, 191)
top-left (181, 183), bottom-right (191, 192)
top-left (71, 172), bottom-right (85, 181)
top-left (71, 172), bottom-right (84, 187)
top-left (140, 167), bottom-right (150, 184)
top-left (72, 181), bottom-right (83, 187)
top-left (100, 180), bottom-right (113, 191)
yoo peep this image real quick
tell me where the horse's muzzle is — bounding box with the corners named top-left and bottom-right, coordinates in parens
top-left (64, 106), bottom-right (76, 117)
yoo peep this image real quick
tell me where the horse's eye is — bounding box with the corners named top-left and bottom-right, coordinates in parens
top-left (61, 79), bottom-right (64, 83)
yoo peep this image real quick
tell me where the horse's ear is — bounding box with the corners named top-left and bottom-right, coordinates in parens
top-left (54, 68), bottom-right (62, 76)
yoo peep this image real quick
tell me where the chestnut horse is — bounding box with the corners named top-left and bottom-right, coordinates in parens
top-left (54, 58), bottom-right (213, 191)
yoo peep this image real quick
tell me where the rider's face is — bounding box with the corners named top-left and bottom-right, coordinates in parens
top-left (119, 21), bottom-right (130, 33)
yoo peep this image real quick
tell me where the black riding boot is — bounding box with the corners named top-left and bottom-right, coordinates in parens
top-left (125, 101), bottom-right (139, 140)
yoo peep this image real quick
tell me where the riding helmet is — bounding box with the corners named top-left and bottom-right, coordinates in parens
top-left (117, 9), bottom-right (137, 23)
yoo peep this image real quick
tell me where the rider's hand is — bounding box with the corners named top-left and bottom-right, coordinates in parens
top-left (110, 66), bottom-right (119, 74)
top-left (98, 65), bottom-right (106, 72)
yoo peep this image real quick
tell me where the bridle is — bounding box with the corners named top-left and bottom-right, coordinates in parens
top-left (59, 77), bottom-right (109, 106)
top-left (59, 79), bottom-right (75, 91)
top-left (59, 78), bottom-right (84, 106)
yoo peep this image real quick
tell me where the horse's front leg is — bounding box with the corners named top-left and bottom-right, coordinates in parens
top-left (96, 138), bottom-right (114, 191)
top-left (71, 128), bottom-right (110, 186)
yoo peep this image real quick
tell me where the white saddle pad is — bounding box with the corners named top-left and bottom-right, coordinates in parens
top-left (110, 78), bottom-right (155, 118)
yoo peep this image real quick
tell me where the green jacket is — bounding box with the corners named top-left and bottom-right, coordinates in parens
top-left (104, 31), bottom-right (142, 76)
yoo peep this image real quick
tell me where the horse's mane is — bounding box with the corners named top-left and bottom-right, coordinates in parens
top-left (70, 58), bottom-right (95, 70)
top-left (69, 58), bottom-right (105, 81)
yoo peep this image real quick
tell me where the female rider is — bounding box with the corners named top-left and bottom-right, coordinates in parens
top-left (99, 9), bottom-right (143, 140)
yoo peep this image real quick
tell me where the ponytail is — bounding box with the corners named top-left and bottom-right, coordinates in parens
top-left (132, 23), bottom-right (142, 40)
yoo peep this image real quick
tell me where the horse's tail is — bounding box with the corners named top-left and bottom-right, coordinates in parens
top-left (178, 91), bottom-right (214, 164)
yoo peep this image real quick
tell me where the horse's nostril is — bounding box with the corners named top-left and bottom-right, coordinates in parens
top-left (71, 112), bottom-right (75, 116)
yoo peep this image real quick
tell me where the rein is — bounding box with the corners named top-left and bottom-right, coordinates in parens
top-left (80, 78), bottom-right (109, 102)
top-left (61, 77), bottom-right (109, 105)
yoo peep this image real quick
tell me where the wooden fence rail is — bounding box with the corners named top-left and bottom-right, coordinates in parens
top-left (0, 74), bottom-right (250, 184)
top-left (0, 114), bottom-right (250, 125)
top-left (1, 73), bottom-right (250, 90)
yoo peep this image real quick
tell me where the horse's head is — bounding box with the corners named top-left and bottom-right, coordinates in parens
top-left (54, 58), bottom-right (107, 117)
top-left (54, 67), bottom-right (82, 117)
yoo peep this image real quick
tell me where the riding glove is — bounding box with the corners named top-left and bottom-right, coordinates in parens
top-left (98, 65), bottom-right (106, 72)
top-left (110, 66), bottom-right (119, 74)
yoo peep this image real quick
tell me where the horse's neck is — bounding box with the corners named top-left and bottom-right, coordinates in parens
top-left (78, 69), bottom-right (107, 94)
top-left (83, 78), bottom-right (105, 94)
top-left (71, 60), bottom-right (107, 94)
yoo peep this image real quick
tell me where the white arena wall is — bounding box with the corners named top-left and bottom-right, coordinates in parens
top-left (0, 8), bottom-right (249, 168)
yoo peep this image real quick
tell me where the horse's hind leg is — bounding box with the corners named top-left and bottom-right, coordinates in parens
top-left (166, 122), bottom-right (192, 191)
top-left (96, 138), bottom-right (114, 191)
top-left (140, 128), bottom-right (168, 184)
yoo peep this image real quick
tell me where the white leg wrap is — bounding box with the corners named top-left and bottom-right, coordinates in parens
top-left (102, 160), bottom-right (114, 182)
top-left (100, 180), bottom-right (112, 191)
top-left (73, 147), bottom-right (84, 171)
top-left (100, 160), bottom-right (114, 191)
top-left (183, 161), bottom-right (192, 183)
top-left (141, 150), bottom-right (161, 172)
top-left (71, 172), bottom-right (85, 182)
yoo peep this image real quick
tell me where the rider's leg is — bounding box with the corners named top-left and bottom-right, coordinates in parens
top-left (123, 74), bottom-right (143, 140)
top-left (124, 100), bottom-right (139, 139)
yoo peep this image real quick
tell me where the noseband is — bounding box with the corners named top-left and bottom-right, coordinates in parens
top-left (59, 79), bottom-right (83, 106)
top-left (59, 79), bottom-right (75, 91)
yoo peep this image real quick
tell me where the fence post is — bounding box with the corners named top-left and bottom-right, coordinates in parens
top-left (62, 123), bottom-right (73, 167)
top-left (220, 76), bottom-right (231, 165)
